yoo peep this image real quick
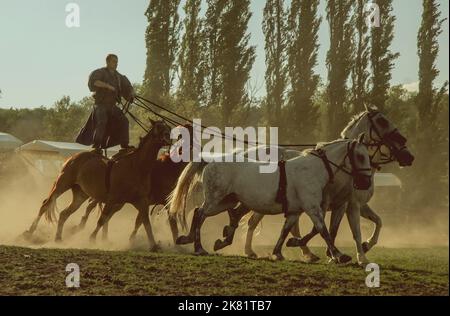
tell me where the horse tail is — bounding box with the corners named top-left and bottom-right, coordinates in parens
top-left (42, 183), bottom-right (59, 223)
top-left (238, 211), bottom-right (263, 237)
top-left (168, 161), bottom-right (208, 228)
top-left (239, 211), bottom-right (252, 228)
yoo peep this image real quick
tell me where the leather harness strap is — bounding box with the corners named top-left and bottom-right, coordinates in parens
top-left (275, 160), bottom-right (289, 217)
top-left (105, 159), bottom-right (115, 193)
top-left (311, 149), bottom-right (335, 184)
top-left (103, 149), bottom-right (135, 193)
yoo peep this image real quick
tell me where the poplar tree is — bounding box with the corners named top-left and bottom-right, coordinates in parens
top-left (287, 0), bottom-right (321, 141)
top-left (326, 0), bottom-right (354, 139)
top-left (143, 0), bottom-right (181, 101)
top-left (263, 0), bottom-right (288, 126)
top-left (369, 0), bottom-right (399, 111)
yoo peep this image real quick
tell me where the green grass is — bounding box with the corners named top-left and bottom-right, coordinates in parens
top-left (0, 245), bottom-right (447, 296)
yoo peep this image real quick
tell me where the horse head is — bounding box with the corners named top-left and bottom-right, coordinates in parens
top-left (139, 119), bottom-right (172, 149)
top-left (343, 107), bottom-right (415, 167)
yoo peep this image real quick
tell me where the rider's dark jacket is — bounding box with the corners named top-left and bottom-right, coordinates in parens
top-left (75, 68), bottom-right (133, 148)
top-left (88, 67), bottom-right (132, 106)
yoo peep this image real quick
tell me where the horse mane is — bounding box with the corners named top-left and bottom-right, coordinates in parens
top-left (136, 122), bottom-right (160, 150)
top-left (315, 138), bottom-right (350, 151)
top-left (340, 111), bottom-right (369, 138)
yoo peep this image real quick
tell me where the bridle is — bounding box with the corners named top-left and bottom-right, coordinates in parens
top-left (352, 110), bottom-right (407, 168)
top-left (311, 140), bottom-right (372, 186)
top-left (139, 122), bottom-right (172, 150)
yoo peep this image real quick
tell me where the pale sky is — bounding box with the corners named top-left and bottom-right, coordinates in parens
top-left (0, 0), bottom-right (448, 109)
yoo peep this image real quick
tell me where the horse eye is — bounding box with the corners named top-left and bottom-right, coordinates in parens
top-left (376, 117), bottom-right (389, 128)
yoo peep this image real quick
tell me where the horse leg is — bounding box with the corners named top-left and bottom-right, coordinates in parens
top-left (192, 207), bottom-right (208, 255)
top-left (99, 202), bottom-right (124, 242)
top-left (286, 215), bottom-right (320, 263)
top-left (129, 212), bottom-right (143, 242)
top-left (177, 194), bottom-right (237, 255)
top-left (133, 200), bottom-right (159, 252)
top-left (129, 205), bottom-right (157, 242)
top-left (168, 213), bottom-right (179, 245)
top-left (346, 202), bottom-right (368, 266)
top-left (89, 203), bottom-right (122, 243)
top-left (287, 224), bottom-right (318, 249)
top-left (360, 204), bottom-right (382, 253)
top-left (192, 198), bottom-right (239, 256)
top-left (101, 222), bottom-right (109, 241)
top-left (326, 203), bottom-right (347, 259)
top-left (271, 214), bottom-right (299, 261)
top-left (244, 212), bottom-right (264, 258)
top-left (75, 199), bottom-right (98, 232)
top-left (55, 185), bottom-right (88, 242)
top-left (214, 203), bottom-right (250, 252)
top-left (176, 207), bottom-right (201, 245)
top-left (305, 206), bottom-right (352, 264)
top-left (24, 178), bottom-right (72, 237)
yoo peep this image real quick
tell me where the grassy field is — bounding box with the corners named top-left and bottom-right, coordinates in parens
top-left (0, 244), bottom-right (447, 296)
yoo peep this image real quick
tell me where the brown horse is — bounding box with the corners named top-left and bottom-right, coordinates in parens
top-left (76, 155), bottom-right (189, 244)
top-left (23, 120), bottom-right (172, 251)
top-left (71, 124), bottom-right (195, 244)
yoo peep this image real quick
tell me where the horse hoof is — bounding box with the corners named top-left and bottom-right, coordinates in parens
top-left (176, 235), bottom-right (193, 245)
top-left (271, 253), bottom-right (284, 261)
top-left (303, 253), bottom-right (320, 263)
top-left (362, 242), bottom-right (370, 253)
top-left (357, 254), bottom-right (369, 266)
top-left (214, 239), bottom-right (227, 252)
top-left (194, 249), bottom-right (208, 256)
top-left (22, 231), bottom-right (32, 240)
top-left (337, 254), bottom-right (352, 264)
top-left (286, 237), bottom-right (301, 248)
top-left (54, 237), bottom-right (63, 243)
top-left (246, 252), bottom-right (258, 259)
top-left (149, 244), bottom-right (162, 252)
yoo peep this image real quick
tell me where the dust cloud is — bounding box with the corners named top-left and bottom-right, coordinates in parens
top-left (0, 156), bottom-right (448, 256)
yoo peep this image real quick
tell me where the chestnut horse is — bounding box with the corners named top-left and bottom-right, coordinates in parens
top-left (23, 120), bottom-right (172, 251)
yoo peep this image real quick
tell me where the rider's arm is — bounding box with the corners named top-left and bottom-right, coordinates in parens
top-left (94, 80), bottom-right (116, 91)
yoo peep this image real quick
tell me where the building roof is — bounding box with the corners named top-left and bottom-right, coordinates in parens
top-left (17, 140), bottom-right (120, 157)
top-left (0, 132), bottom-right (23, 152)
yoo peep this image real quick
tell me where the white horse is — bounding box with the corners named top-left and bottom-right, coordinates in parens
top-left (169, 136), bottom-right (372, 263)
top-left (214, 108), bottom-right (414, 265)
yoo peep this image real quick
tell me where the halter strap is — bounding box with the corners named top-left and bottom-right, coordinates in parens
top-left (275, 160), bottom-right (289, 217)
top-left (310, 141), bottom-right (372, 184)
top-left (311, 148), bottom-right (335, 184)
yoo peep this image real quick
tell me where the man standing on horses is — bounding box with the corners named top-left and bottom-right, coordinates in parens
top-left (76, 54), bottom-right (135, 152)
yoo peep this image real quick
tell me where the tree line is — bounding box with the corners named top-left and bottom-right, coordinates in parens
top-left (0, 0), bottom-right (448, 214)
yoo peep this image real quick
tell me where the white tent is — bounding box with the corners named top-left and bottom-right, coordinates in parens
top-left (0, 132), bottom-right (23, 152)
top-left (16, 140), bottom-right (120, 177)
top-left (17, 140), bottom-right (120, 158)
top-left (374, 173), bottom-right (402, 187)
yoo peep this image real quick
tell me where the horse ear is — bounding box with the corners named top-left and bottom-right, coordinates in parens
top-left (148, 117), bottom-right (156, 125)
top-left (358, 133), bottom-right (365, 144)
